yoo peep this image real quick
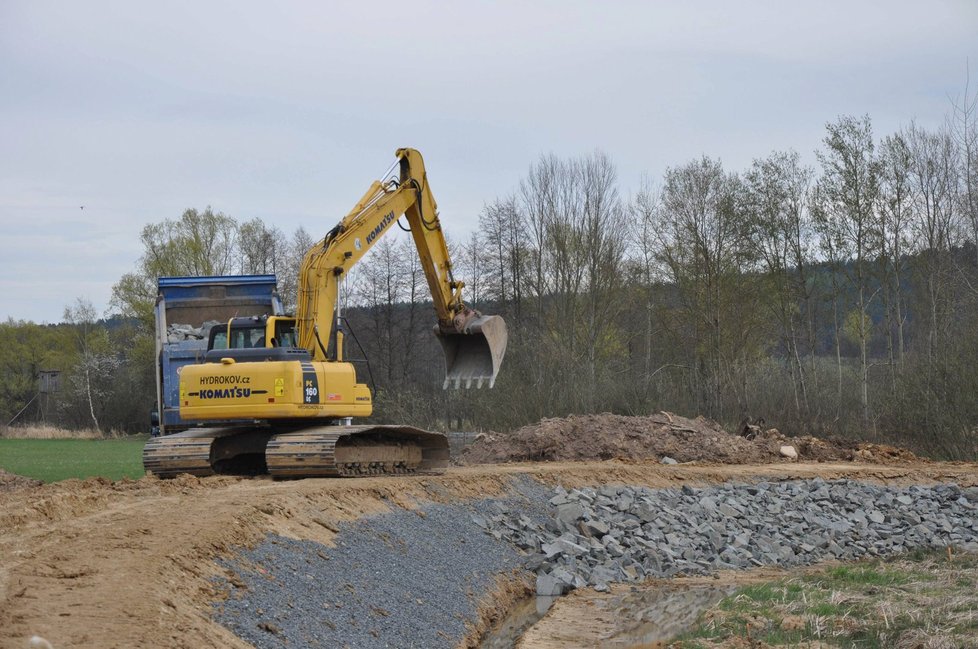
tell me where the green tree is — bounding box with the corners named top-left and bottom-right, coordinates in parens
top-left (111, 207), bottom-right (239, 322)
top-left (0, 319), bottom-right (73, 426)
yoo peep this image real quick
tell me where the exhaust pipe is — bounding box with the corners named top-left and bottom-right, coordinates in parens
top-left (435, 313), bottom-right (508, 389)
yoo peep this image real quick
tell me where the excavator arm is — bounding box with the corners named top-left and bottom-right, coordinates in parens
top-left (295, 148), bottom-right (507, 388)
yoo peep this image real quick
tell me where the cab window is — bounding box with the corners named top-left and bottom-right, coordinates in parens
top-left (210, 330), bottom-right (228, 350)
top-left (274, 320), bottom-right (297, 348)
top-left (229, 327), bottom-right (266, 349)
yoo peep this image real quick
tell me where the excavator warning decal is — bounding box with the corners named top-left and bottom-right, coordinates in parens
top-left (300, 362), bottom-right (319, 404)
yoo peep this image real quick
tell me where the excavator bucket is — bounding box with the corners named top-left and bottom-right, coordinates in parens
top-left (436, 314), bottom-right (508, 389)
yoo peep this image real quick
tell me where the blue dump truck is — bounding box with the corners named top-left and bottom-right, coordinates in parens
top-left (152, 275), bottom-right (284, 436)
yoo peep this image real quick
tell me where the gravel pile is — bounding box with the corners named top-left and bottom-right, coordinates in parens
top-left (476, 479), bottom-right (978, 596)
top-left (214, 477), bottom-right (550, 649)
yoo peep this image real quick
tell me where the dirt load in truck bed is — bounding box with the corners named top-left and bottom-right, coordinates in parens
top-left (458, 412), bottom-right (919, 466)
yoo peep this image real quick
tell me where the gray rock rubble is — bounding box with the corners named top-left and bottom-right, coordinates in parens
top-left (474, 479), bottom-right (978, 596)
top-left (167, 320), bottom-right (221, 342)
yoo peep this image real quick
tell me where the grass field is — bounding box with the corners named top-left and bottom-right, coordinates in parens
top-left (0, 437), bottom-right (147, 482)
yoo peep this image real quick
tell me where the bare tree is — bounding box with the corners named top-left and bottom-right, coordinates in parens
top-left (506, 152), bottom-right (632, 412)
top-left (354, 238), bottom-right (405, 383)
top-left (519, 154), bottom-right (561, 322)
top-left (631, 177), bottom-right (663, 391)
top-left (744, 150), bottom-right (815, 418)
top-left (948, 64), bottom-right (978, 264)
top-left (396, 238), bottom-right (425, 382)
top-left (656, 156), bottom-right (756, 418)
top-left (810, 181), bottom-right (846, 424)
top-left (238, 218), bottom-right (286, 276)
top-left (459, 231), bottom-right (486, 308)
top-left (63, 299), bottom-right (116, 433)
top-left (479, 196), bottom-right (527, 320)
top-left (905, 122), bottom-right (960, 360)
top-left (876, 133), bottom-right (914, 383)
top-left (577, 152), bottom-right (631, 407)
top-left (813, 115), bottom-right (880, 426)
top-left (278, 226), bottom-right (315, 313)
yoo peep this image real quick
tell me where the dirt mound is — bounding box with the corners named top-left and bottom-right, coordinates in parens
top-left (0, 468), bottom-right (43, 492)
top-left (854, 443), bottom-right (921, 464)
top-left (458, 413), bottom-right (916, 466)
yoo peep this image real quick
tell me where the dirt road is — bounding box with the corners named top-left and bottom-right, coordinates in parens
top-left (2, 461), bottom-right (976, 649)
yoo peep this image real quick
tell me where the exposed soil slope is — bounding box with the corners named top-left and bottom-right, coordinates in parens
top-left (0, 460), bottom-right (971, 649)
top-left (0, 469), bottom-right (42, 493)
top-left (459, 413), bottom-right (918, 466)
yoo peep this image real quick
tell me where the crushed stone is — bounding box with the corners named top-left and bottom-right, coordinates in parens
top-left (213, 476), bottom-right (550, 649)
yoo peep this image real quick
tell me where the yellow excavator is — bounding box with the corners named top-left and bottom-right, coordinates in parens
top-left (143, 148), bottom-right (507, 478)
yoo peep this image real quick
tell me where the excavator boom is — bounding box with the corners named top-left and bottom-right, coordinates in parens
top-left (294, 148), bottom-right (507, 388)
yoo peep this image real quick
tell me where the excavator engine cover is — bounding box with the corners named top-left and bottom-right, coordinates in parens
top-left (436, 314), bottom-right (508, 388)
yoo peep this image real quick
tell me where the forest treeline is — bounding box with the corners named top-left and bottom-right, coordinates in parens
top-left (3, 100), bottom-right (977, 458)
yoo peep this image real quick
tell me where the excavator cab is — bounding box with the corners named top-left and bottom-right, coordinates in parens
top-left (208, 316), bottom-right (298, 351)
top-left (204, 316), bottom-right (307, 363)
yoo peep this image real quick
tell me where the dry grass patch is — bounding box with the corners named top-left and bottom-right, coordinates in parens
top-left (674, 549), bottom-right (978, 648)
top-left (1, 425), bottom-right (119, 439)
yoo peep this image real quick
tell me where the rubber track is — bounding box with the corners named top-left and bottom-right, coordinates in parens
top-left (265, 426), bottom-right (449, 478)
top-left (142, 432), bottom-right (218, 478)
top-left (143, 425), bottom-right (449, 479)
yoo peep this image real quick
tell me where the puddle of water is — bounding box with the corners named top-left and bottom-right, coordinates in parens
top-left (479, 595), bottom-right (557, 649)
top-left (592, 584), bottom-right (734, 647)
top-left (479, 584), bottom-right (733, 649)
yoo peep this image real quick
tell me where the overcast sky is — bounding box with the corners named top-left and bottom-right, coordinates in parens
top-left (1, 1), bottom-right (976, 323)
